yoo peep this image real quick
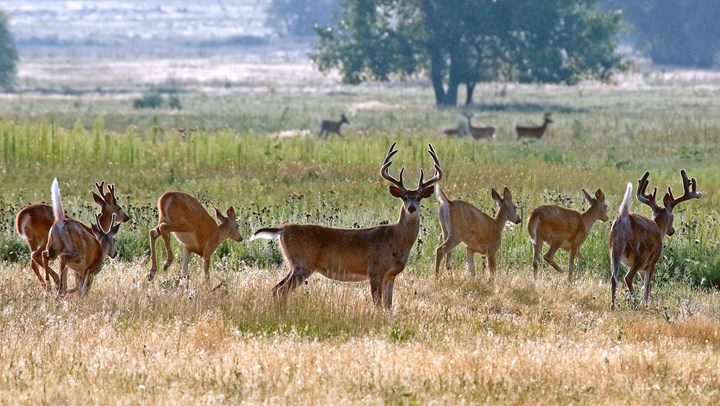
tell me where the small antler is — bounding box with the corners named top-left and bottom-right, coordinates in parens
top-left (108, 184), bottom-right (117, 200)
top-left (95, 181), bottom-right (106, 197)
top-left (669, 169), bottom-right (702, 209)
top-left (380, 142), bottom-right (406, 192)
top-left (636, 171), bottom-right (659, 211)
top-left (418, 144), bottom-right (443, 190)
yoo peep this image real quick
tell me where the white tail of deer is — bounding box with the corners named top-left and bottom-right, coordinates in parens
top-left (147, 192), bottom-right (243, 282)
top-left (251, 142), bottom-right (442, 309)
top-left (16, 180), bottom-right (130, 288)
top-left (609, 170), bottom-right (702, 309)
top-left (42, 179), bottom-right (121, 294)
top-left (527, 189), bottom-right (609, 280)
top-left (434, 185), bottom-right (521, 279)
top-left (318, 114), bottom-right (349, 139)
top-left (515, 112), bottom-right (553, 140)
top-left (462, 112), bottom-right (496, 139)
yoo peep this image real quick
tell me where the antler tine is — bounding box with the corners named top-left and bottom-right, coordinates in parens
top-left (380, 142), bottom-right (405, 190)
top-left (418, 143), bottom-right (443, 190)
top-left (670, 169), bottom-right (702, 209)
top-left (108, 183), bottom-right (116, 199)
top-left (636, 171), bottom-right (659, 210)
top-left (95, 181), bottom-right (106, 196)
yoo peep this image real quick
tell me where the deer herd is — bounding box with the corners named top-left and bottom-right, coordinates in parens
top-left (14, 142), bottom-right (701, 311)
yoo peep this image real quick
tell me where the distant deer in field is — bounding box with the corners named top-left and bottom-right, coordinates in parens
top-left (16, 181), bottom-right (130, 289)
top-left (318, 114), bottom-right (349, 139)
top-left (250, 142), bottom-right (442, 309)
top-left (147, 192), bottom-right (243, 283)
top-left (462, 112), bottom-right (496, 139)
top-left (42, 179), bottom-right (121, 294)
top-left (515, 112), bottom-right (553, 140)
top-left (435, 185), bottom-right (521, 279)
top-left (527, 189), bottom-right (609, 280)
top-left (610, 170), bottom-right (701, 309)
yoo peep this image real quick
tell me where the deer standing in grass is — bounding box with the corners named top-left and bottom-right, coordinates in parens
top-left (434, 185), bottom-right (521, 279)
top-left (16, 181), bottom-right (130, 289)
top-left (462, 112), bottom-right (496, 139)
top-left (610, 170), bottom-right (701, 309)
top-left (42, 179), bottom-right (121, 294)
top-left (515, 112), bottom-right (553, 140)
top-left (250, 143), bottom-right (442, 309)
top-left (527, 189), bottom-right (609, 280)
top-left (147, 192), bottom-right (243, 283)
top-left (318, 114), bottom-right (349, 139)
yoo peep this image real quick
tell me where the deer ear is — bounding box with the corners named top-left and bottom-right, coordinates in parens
top-left (226, 206), bottom-right (236, 219)
top-left (582, 189), bottom-right (593, 203)
top-left (389, 186), bottom-right (404, 198)
top-left (110, 223), bottom-right (121, 235)
top-left (91, 223), bottom-right (100, 235)
top-left (491, 188), bottom-right (501, 203)
top-left (663, 193), bottom-right (673, 208)
top-left (215, 208), bottom-right (226, 221)
top-left (595, 189), bottom-right (605, 201)
top-left (503, 187), bottom-right (512, 201)
top-left (419, 186), bottom-right (435, 199)
top-left (92, 192), bottom-right (105, 206)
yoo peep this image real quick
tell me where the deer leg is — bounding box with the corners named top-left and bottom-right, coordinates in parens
top-left (487, 252), bottom-right (497, 281)
top-left (623, 263), bottom-right (642, 307)
top-left (610, 245), bottom-right (624, 310)
top-left (532, 238), bottom-right (544, 279)
top-left (435, 235), bottom-right (461, 278)
top-left (466, 247), bottom-right (476, 277)
top-left (642, 267), bottom-right (655, 307)
top-left (543, 245), bottom-right (564, 273)
top-left (382, 275), bottom-right (397, 310)
top-left (202, 252), bottom-right (212, 283)
top-left (42, 250), bottom-right (60, 290)
top-left (273, 265), bottom-right (312, 301)
top-left (180, 247), bottom-right (191, 279)
top-left (576, 252), bottom-right (583, 279)
top-left (148, 227), bottom-right (160, 280)
top-left (369, 276), bottom-right (383, 307)
top-left (57, 255), bottom-right (69, 295)
top-left (567, 248), bottom-right (578, 281)
top-left (30, 247), bottom-right (47, 287)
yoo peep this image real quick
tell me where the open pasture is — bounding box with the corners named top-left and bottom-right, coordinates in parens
top-left (1, 60), bottom-right (720, 403)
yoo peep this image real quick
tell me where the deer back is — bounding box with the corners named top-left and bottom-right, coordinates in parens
top-left (46, 219), bottom-right (102, 272)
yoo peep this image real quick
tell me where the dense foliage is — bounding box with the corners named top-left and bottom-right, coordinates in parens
top-left (0, 11), bottom-right (18, 88)
top-left (313, 0), bottom-right (624, 107)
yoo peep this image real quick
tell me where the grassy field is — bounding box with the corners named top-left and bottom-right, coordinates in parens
top-left (1, 63), bottom-right (720, 403)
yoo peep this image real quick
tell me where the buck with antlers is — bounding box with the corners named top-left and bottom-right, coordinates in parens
top-left (318, 114), bottom-right (349, 139)
top-left (527, 189), bottom-right (609, 280)
top-left (515, 112), bottom-right (553, 140)
top-left (250, 142), bottom-right (442, 309)
top-left (610, 170), bottom-right (702, 309)
top-left (462, 112), bottom-right (496, 140)
top-left (434, 185), bottom-right (521, 279)
top-left (147, 192), bottom-right (243, 283)
top-left (16, 181), bottom-right (130, 288)
top-left (42, 179), bottom-right (121, 294)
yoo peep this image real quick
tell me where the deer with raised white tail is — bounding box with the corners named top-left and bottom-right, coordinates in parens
top-left (147, 192), bottom-right (243, 283)
top-left (318, 114), bottom-right (349, 139)
top-left (42, 179), bottom-right (121, 294)
top-left (527, 189), bottom-right (609, 280)
top-left (610, 170), bottom-right (702, 309)
top-left (251, 142), bottom-right (442, 310)
top-left (17, 181), bottom-right (130, 289)
top-left (462, 112), bottom-right (496, 139)
top-left (434, 185), bottom-right (521, 279)
top-left (515, 112), bottom-right (553, 140)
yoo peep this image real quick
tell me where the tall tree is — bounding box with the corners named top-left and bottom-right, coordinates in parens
top-left (313, 0), bottom-right (624, 107)
top-left (0, 11), bottom-right (18, 88)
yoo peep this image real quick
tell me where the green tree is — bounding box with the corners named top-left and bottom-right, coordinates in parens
top-left (0, 11), bottom-right (18, 88)
top-left (266, 0), bottom-right (340, 37)
top-left (313, 0), bottom-right (624, 107)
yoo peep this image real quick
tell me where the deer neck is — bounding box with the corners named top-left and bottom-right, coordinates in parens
top-left (203, 225), bottom-right (225, 254)
top-left (580, 207), bottom-right (601, 233)
top-left (494, 206), bottom-right (510, 228)
top-left (395, 206), bottom-right (421, 244)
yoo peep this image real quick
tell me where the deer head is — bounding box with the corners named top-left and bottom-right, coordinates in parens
top-left (636, 170), bottom-right (702, 237)
top-left (381, 142), bottom-right (443, 216)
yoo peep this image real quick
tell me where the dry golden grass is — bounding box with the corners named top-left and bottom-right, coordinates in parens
top-left (2, 260), bottom-right (719, 404)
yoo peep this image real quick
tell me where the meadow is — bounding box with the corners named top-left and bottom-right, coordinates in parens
top-left (1, 60), bottom-right (720, 403)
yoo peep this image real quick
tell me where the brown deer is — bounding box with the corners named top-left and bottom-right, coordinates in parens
top-left (318, 114), bottom-right (349, 139)
top-left (434, 185), bottom-right (521, 279)
top-left (462, 112), bottom-right (496, 139)
top-left (250, 142), bottom-right (442, 309)
top-left (610, 170), bottom-right (701, 309)
top-left (515, 112), bottom-right (553, 140)
top-left (42, 179), bottom-right (121, 294)
top-left (147, 192), bottom-right (243, 282)
top-left (16, 181), bottom-right (130, 288)
top-left (527, 189), bottom-right (609, 280)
